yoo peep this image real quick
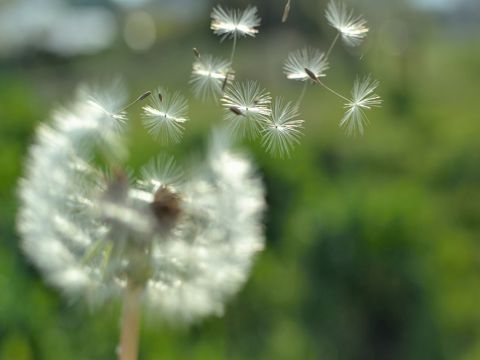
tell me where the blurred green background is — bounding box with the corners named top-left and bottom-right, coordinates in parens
top-left (1, 0), bottom-right (480, 359)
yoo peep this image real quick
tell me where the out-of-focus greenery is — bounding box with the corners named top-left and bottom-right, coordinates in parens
top-left (1, 1), bottom-right (480, 359)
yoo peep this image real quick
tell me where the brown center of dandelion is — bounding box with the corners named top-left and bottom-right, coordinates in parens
top-left (150, 186), bottom-right (182, 233)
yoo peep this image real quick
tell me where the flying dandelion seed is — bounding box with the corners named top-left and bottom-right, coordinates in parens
top-left (284, 47), bottom-right (329, 82)
top-left (221, 81), bottom-right (272, 139)
top-left (192, 47), bottom-right (201, 59)
top-left (340, 76), bottom-right (382, 136)
top-left (142, 88), bottom-right (189, 144)
top-left (18, 87), bottom-right (266, 325)
top-left (190, 54), bottom-right (233, 101)
top-left (262, 98), bottom-right (304, 158)
top-left (282, 0), bottom-right (292, 23)
top-left (210, 5), bottom-right (261, 41)
top-left (80, 79), bottom-right (128, 132)
top-left (325, 0), bottom-right (369, 47)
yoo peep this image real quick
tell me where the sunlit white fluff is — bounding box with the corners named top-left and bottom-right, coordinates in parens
top-left (262, 98), bottom-right (304, 158)
top-left (325, 1), bottom-right (369, 47)
top-left (18, 88), bottom-right (125, 298)
top-left (284, 47), bottom-right (329, 81)
top-left (142, 88), bottom-right (189, 144)
top-left (221, 80), bottom-right (271, 139)
top-left (210, 5), bottom-right (261, 40)
top-left (190, 54), bottom-right (233, 100)
top-left (144, 131), bottom-right (265, 323)
top-left (340, 76), bottom-right (382, 136)
top-left (138, 155), bottom-right (184, 192)
top-left (18, 88), bottom-right (265, 324)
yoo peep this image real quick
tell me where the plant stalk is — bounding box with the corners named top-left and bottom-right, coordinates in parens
top-left (119, 283), bottom-right (142, 360)
top-left (317, 79), bottom-right (350, 102)
top-left (325, 33), bottom-right (339, 60)
top-left (229, 34), bottom-right (238, 65)
top-left (295, 82), bottom-right (309, 108)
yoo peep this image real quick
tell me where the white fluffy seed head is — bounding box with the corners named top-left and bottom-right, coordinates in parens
top-left (210, 5), bottom-right (261, 41)
top-left (262, 98), bottom-right (304, 158)
top-left (190, 54), bottom-right (233, 101)
top-left (221, 80), bottom-right (272, 139)
top-left (142, 88), bottom-right (189, 144)
top-left (18, 88), bottom-right (266, 324)
top-left (18, 88), bottom-right (125, 299)
top-left (325, 1), bottom-right (369, 47)
top-left (340, 76), bottom-right (382, 136)
top-left (284, 47), bottom-right (329, 82)
top-left (144, 130), bottom-right (266, 323)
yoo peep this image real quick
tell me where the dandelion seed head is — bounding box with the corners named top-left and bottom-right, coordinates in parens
top-left (340, 76), bottom-right (382, 136)
top-left (190, 54), bottom-right (233, 101)
top-left (284, 47), bottom-right (329, 82)
top-left (142, 88), bottom-right (189, 144)
top-left (325, 1), bottom-right (369, 47)
top-left (18, 92), bottom-right (121, 298)
top-left (144, 131), bottom-right (265, 322)
top-left (262, 98), bottom-right (304, 158)
top-left (210, 5), bottom-right (261, 40)
top-left (18, 88), bottom-right (265, 323)
top-left (221, 81), bottom-right (271, 139)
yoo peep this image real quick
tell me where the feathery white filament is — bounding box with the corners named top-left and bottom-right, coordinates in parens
top-left (190, 55), bottom-right (233, 100)
top-left (221, 81), bottom-right (271, 139)
top-left (325, 1), bottom-right (369, 47)
top-left (284, 47), bottom-right (329, 81)
top-left (145, 131), bottom-right (265, 323)
top-left (142, 88), bottom-right (189, 144)
top-left (262, 98), bottom-right (304, 158)
top-left (210, 5), bottom-right (261, 40)
top-left (138, 155), bottom-right (184, 192)
top-left (340, 76), bottom-right (382, 136)
top-left (18, 90), bottom-right (125, 297)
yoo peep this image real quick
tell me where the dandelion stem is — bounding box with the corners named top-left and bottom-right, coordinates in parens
top-left (119, 283), bottom-right (142, 360)
top-left (325, 33), bottom-right (340, 59)
top-left (295, 82), bottom-right (308, 108)
top-left (229, 34), bottom-right (238, 65)
top-left (317, 79), bottom-right (350, 102)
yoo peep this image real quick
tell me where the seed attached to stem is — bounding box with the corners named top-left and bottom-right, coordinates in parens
top-left (282, 0), bottom-right (291, 23)
top-left (304, 68), bottom-right (320, 83)
top-left (193, 47), bottom-right (201, 59)
top-left (118, 91), bottom-right (153, 113)
top-left (229, 106), bottom-right (244, 116)
top-left (137, 91), bottom-right (152, 102)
